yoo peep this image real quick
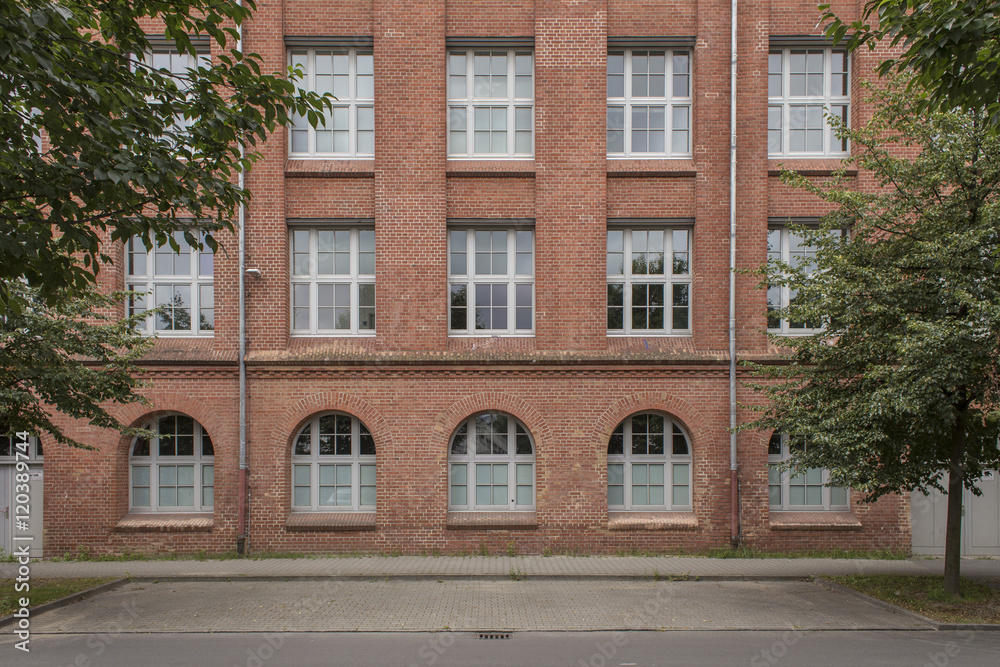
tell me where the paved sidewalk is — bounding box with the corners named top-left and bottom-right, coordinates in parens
top-left (2, 555), bottom-right (998, 582)
top-left (27, 579), bottom-right (934, 633)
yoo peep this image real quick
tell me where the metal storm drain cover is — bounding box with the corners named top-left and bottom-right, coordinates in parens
top-left (476, 631), bottom-right (513, 640)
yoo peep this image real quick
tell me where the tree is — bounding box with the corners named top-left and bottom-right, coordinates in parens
top-left (1, 0), bottom-right (329, 316)
top-left (744, 79), bottom-right (1000, 595)
top-left (1, 281), bottom-right (154, 447)
top-left (821, 1), bottom-right (1000, 123)
top-left (0, 0), bottom-right (329, 443)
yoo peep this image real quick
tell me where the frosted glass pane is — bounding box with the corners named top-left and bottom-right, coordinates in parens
top-left (516, 485), bottom-right (531, 506)
top-left (608, 464), bottom-right (623, 485)
top-left (769, 485), bottom-right (781, 506)
top-left (177, 486), bottom-right (194, 506)
top-left (160, 466), bottom-right (176, 486)
top-left (768, 466), bottom-right (780, 485)
top-left (336, 486), bottom-right (351, 506)
top-left (476, 486), bottom-right (491, 506)
top-left (632, 486), bottom-right (648, 505)
top-left (806, 468), bottom-right (823, 485)
top-left (336, 465), bottom-right (351, 485)
top-left (789, 486), bottom-right (805, 505)
top-left (360, 465), bottom-right (376, 485)
top-left (294, 486), bottom-right (310, 507)
top-left (319, 465), bottom-right (336, 485)
top-left (160, 487), bottom-right (177, 507)
top-left (648, 485), bottom-right (664, 506)
top-left (451, 464), bottom-right (467, 484)
top-left (830, 486), bottom-right (847, 506)
top-left (177, 466), bottom-right (194, 486)
top-left (476, 464), bottom-right (491, 485)
top-left (360, 486), bottom-right (376, 506)
top-left (319, 487), bottom-right (336, 505)
top-left (672, 485), bottom-right (689, 506)
top-left (292, 465), bottom-right (309, 486)
top-left (202, 487), bottom-right (213, 508)
top-left (133, 487), bottom-right (150, 507)
top-left (516, 464), bottom-right (532, 484)
top-left (649, 465), bottom-right (664, 484)
top-left (492, 486), bottom-right (507, 506)
top-left (673, 464), bottom-right (689, 485)
top-left (806, 486), bottom-right (822, 506)
top-left (133, 465), bottom-right (150, 486)
top-left (633, 465), bottom-right (647, 485)
top-left (608, 486), bottom-right (623, 506)
top-left (451, 485), bottom-right (467, 506)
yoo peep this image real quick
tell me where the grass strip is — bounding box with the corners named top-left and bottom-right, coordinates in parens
top-left (828, 574), bottom-right (1000, 625)
top-left (1, 577), bottom-right (116, 616)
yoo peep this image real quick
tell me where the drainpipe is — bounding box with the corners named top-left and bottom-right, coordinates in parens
top-left (728, 0), bottom-right (740, 548)
top-left (236, 0), bottom-right (248, 556)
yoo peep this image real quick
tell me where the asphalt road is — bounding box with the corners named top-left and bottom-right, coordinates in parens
top-left (4, 630), bottom-right (1000, 666)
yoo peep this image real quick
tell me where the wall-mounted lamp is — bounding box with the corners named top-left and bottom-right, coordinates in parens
top-left (244, 268), bottom-right (262, 279)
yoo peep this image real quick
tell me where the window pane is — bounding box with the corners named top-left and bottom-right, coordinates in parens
top-left (132, 465), bottom-right (150, 486)
top-left (672, 484), bottom-right (689, 507)
top-left (133, 486), bottom-right (150, 508)
top-left (608, 485), bottom-right (624, 506)
top-left (608, 464), bottom-right (624, 485)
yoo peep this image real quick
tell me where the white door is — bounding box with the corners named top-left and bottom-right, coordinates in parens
top-left (911, 471), bottom-right (1000, 556)
top-left (0, 467), bottom-right (10, 557)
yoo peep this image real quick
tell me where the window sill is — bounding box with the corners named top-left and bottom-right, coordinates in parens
top-left (607, 511), bottom-right (698, 531)
top-left (285, 159), bottom-right (375, 178)
top-left (767, 158), bottom-right (856, 176)
top-left (115, 513), bottom-right (214, 533)
top-left (769, 511), bottom-right (861, 531)
top-left (446, 511), bottom-right (537, 529)
top-left (285, 512), bottom-right (377, 531)
top-left (446, 159), bottom-right (535, 176)
top-left (607, 158), bottom-right (696, 177)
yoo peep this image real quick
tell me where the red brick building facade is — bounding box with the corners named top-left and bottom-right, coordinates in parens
top-left (42, 0), bottom-right (909, 556)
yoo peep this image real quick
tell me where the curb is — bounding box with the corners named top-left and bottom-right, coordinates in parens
top-left (0, 578), bottom-right (130, 628)
top-left (815, 577), bottom-right (1000, 632)
top-left (18, 573), bottom-right (823, 583)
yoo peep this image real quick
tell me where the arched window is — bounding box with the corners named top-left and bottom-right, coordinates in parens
top-left (130, 414), bottom-right (214, 513)
top-left (448, 412), bottom-right (535, 510)
top-left (768, 432), bottom-right (848, 510)
top-left (607, 412), bottom-right (691, 510)
top-left (291, 413), bottom-right (376, 511)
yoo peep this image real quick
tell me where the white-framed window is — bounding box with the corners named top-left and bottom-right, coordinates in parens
top-left (767, 225), bottom-right (843, 334)
top-left (449, 412), bottom-right (535, 511)
top-left (607, 412), bottom-right (692, 511)
top-left (607, 227), bottom-right (691, 334)
top-left (448, 226), bottom-right (534, 335)
top-left (448, 48), bottom-right (534, 158)
top-left (130, 414), bottom-right (214, 513)
top-left (288, 47), bottom-right (374, 158)
top-left (140, 44), bottom-right (211, 136)
top-left (127, 232), bottom-right (214, 335)
top-left (0, 425), bottom-right (42, 461)
top-left (768, 432), bottom-right (848, 511)
top-left (290, 227), bottom-right (375, 336)
top-left (768, 46), bottom-right (849, 156)
top-left (607, 48), bottom-right (691, 157)
top-left (291, 413), bottom-right (376, 512)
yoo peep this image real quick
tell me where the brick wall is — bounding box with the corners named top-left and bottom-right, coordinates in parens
top-left (42, 0), bottom-right (909, 557)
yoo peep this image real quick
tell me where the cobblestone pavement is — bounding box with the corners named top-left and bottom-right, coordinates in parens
top-left (3, 555), bottom-right (998, 585)
top-left (29, 579), bottom-right (932, 633)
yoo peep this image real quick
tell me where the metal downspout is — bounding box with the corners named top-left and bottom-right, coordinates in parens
top-left (236, 0), bottom-right (248, 556)
top-left (728, 0), bottom-right (740, 548)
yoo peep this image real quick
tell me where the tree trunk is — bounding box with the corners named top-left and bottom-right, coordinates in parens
top-left (943, 409), bottom-right (966, 597)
